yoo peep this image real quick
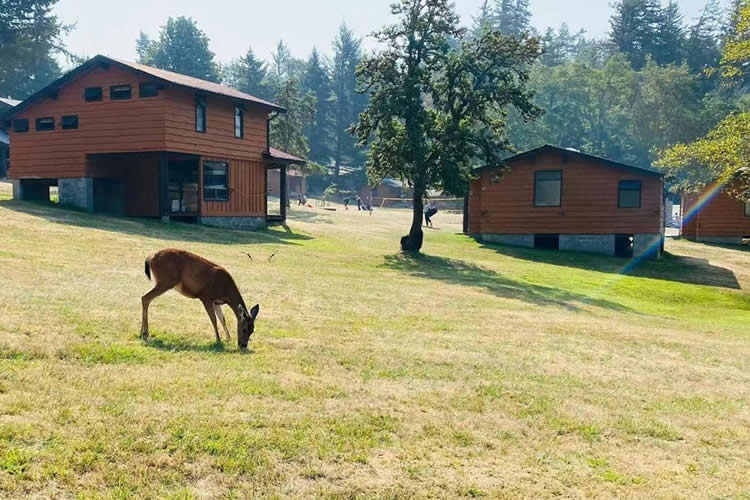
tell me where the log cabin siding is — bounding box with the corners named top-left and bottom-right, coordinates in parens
top-left (200, 157), bottom-right (266, 217)
top-left (8, 65), bottom-right (167, 178)
top-left (683, 190), bottom-right (750, 239)
top-left (469, 149), bottom-right (663, 235)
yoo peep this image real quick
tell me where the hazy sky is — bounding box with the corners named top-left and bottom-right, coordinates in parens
top-left (54, 0), bottom-right (730, 66)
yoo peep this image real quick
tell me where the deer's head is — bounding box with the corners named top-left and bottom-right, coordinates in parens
top-left (238, 304), bottom-right (260, 350)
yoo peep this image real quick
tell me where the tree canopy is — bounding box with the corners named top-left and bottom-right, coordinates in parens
top-left (352, 0), bottom-right (541, 252)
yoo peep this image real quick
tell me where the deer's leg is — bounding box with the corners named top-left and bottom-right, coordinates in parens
top-left (201, 299), bottom-right (221, 344)
top-left (214, 303), bottom-right (231, 341)
top-left (141, 285), bottom-right (171, 340)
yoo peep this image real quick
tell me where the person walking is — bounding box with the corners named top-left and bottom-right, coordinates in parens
top-left (424, 199), bottom-right (438, 227)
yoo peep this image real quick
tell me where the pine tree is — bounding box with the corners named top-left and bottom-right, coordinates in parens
top-left (654, 0), bottom-right (685, 65)
top-left (301, 48), bottom-right (334, 164)
top-left (493, 0), bottom-right (531, 37)
top-left (610, 0), bottom-right (667, 70)
top-left (331, 23), bottom-right (366, 176)
top-left (270, 77), bottom-right (315, 160)
top-left (472, 0), bottom-right (493, 38)
top-left (224, 48), bottom-right (272, 101)
top-left (271, 40), bottom-right (292, 80)
top-left (684, 0), bottom-right (722, 77)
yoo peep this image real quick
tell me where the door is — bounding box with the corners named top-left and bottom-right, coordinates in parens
top-left (168, 159), bottom-right (199, 215)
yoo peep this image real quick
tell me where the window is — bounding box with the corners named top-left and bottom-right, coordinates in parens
top-left (13, 119), bottom-right (29, 133)
top-left (36, 117), bottom-right (55, 131)
top-left (745, 200), bottom-right (750, 217)
top-left (110, 84), bottom-right (132, 100)
top-left (61, 115), bottom-right (79, 130)
top-left (534, 171), bottom-right (562, 207)
top-left (203, 161), bottom-right (229, 201)
top-left (84, 87), bottom-right (103, 101)
top-left (195, 96), bottom-right (207, 132)
top-left (234, 106), bottom-right (244, 138)
top-left (139, 82), bottom-right (159, 98)
top-left (618, 180), bottom-right (642, 208)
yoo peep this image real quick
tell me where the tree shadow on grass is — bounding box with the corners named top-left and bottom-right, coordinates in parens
top-left (381, 253), bottom-right (632, 312)
top-left (480, 242), bottom-right (741, 290)
top-left (1, 200), bottom-right (313, 246)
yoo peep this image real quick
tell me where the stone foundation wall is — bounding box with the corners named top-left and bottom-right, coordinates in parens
top-left (559, 234), bottom-right (615, 256)
top-left (58, 177), bottom-right (94, 212)
top-left (199, 216), bottom-right (266, 231)
top-left (633, 233), bottom-right (663, 258)
top-left (475, 233), bottom-right (534, 248)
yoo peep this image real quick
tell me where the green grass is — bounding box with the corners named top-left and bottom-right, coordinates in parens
top-left (1, 191), bottom-right (749, 498)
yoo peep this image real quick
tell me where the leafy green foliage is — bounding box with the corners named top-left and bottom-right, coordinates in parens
top-left (352, 0), bottom-right (541, 250)
top-left (0, 0), bottom-right (69, 98)
top-left (136, 17), bottom-right (220, 82)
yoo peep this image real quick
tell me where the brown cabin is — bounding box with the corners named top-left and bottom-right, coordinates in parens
top-left (1, 55), bottom-right (304, 229)
top-left (681, 187), bottom-right (750, 245)
top-left (468, 145), bottom-right (665, 259)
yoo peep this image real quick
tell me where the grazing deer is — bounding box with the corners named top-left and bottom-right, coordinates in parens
top-left (141, 249), bottom-right (260, 350)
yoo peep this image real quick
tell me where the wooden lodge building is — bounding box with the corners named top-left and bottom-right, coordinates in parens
top-left (681, 187), bottom-right (750, 245)
top-left (468, 145), bottom-right (665, 259)
top-left (0, 55), bottom-right (304, 229)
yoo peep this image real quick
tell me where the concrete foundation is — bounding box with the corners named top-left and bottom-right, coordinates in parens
top-left (58, 177), bottom-right (94, 212)
top-left (633, 233), bottom-right (663, 258)
top-left (696, 235), bottom-right (745, 245)
top-left (199, 216), bottom-right (266, 231)
top-left (559, 234), bottom-right (615, 256)
top-left (476, 233), bottom-right (534, 248)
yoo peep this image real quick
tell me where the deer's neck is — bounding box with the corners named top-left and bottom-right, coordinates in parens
top-left (225, 281), bottom-right (247, 318)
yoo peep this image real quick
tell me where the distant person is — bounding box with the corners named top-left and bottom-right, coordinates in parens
top-left (356, 195), bottom-right (362, 211)
top-left (344, 197), bottom-right (350, 210)
top-left (297, 193), bottom-right (303, 206)
top-left (424, 200), bottom-right (438, 227)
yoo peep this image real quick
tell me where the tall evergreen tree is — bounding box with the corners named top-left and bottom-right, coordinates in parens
top-left (270, 77), bottom-right (317, 168)
top-left (224, 48), bottom-right (273, 101)
top-left (271, 40), bottom-right (292, 80)
top-left (684, 0), bottom-right (723, 85)
top-left (331, 23), bottom-right (366, 175)
top-left (137, 17), bottom-right (220, 82)
top-left (494, 0), bottom-right (531, 37)
top-left (472, 0), bottom-right (494, 38)
top-left (610, 0), bottom-right (663, 70)
top-left (654, 0), bottom-right (685, 65)
top-left (540, 24), bottom-right (587, 66)
top-left (0, 0), bottom-right (70, 98)
top-left (301, 48), bottom-right (334, 164)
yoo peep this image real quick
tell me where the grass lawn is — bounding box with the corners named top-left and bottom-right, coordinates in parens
top-left (0, 190), bottom-right (749, 498)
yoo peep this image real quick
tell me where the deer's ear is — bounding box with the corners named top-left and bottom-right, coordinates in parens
top-left (250, 304), bottom-right (260, 320)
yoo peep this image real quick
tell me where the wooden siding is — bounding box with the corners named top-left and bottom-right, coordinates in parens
top-left (87, 153), bottom-right (160, 217)
top-left (8, 65), bottom-right (168, 179)
top-left (469, 149), bottom-right (663, 235)
top-left (163, 88), bottom-right (267, 162)
top-left (201, 157), bottom-right (266, 217)
top-left (685, 189), bottom-right (750, 239)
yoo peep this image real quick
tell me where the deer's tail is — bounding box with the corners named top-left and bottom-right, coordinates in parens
top-left (144, 258), bottom-right (151, 281)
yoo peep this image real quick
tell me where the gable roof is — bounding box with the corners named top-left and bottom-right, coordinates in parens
top-left (266, 148), bottom-right (306, 165)
top-left (2, 55), bottom-right (284, 121)
top-left (478, 145), bottom-right (664, 178)
top-left (0, 98), bottom-right (20, 108)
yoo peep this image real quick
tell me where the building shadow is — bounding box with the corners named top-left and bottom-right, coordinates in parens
top-left (1, 199), bottom-right (313, 246)
top-left (381, 253), bottom-right (632, 312)
top-left (479, 242), bottom-right (741, 290)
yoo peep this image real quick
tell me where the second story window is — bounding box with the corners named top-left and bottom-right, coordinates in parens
top-left (13, 119), bottom-right (29, 133)
top-left (62, 115), bottom-right (79, 130)
top-left (234, 106), bottom-right (244, 138)
top-left (139, 82), bottom-right (159, 98)
top-left (110, 84), bottom-right (132, 100)
top-left (195, 96), bottom-right (207, 133)
top-left (618, 180), bottom-right (642, 208)
top-left (36, 117), bottom-right (55, 131)
top-left (84, 87), bottom-right (102, 102)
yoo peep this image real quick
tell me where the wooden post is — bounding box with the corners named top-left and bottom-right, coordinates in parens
top-left (159, 152), bottom-right (169, 221)
top-left (280, 166), bottom-right (287, 221)
top-left (463, 194), bottom-right (469, 234)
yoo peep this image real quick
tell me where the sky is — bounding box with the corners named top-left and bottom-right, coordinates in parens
top-left (54, 0), bottom-right (731, 66)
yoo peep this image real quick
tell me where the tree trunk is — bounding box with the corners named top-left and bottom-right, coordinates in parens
top-left (401, 190), bottom-right (424, 253)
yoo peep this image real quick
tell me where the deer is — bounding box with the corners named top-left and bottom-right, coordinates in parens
top-left (140, 249), bottom-right (260, 350)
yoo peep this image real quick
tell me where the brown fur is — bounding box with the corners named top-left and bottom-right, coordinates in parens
top-left (140, 249), bottom-right (259, 349)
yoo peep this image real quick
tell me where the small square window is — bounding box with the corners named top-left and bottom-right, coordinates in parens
top-left (234, 106), bottom-right (244, 138)
top-left (84, 87), bottom-right (103, 101)
top-left (110, 84), bottom-right (132, 100)
top-left (203, 161), bottom-right (229, 201)
top-left (36, 117), bottom-right (55, 131)
top-left (618, 180), bottom-right (642, 209)
top-left (13, 119), bottom-right (29, 133)
top-left (534, 171), bottom-right (562, 207)
top-left (745, 200), bottom-right (750, 217)
top-left (196, 96), bottom-right (207, 133)
top-left (139, 82), bottom-right (159, 98)
top-left (61, 115), bottom-right (79, 130)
